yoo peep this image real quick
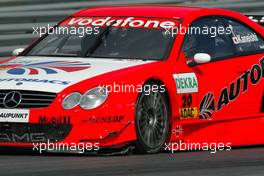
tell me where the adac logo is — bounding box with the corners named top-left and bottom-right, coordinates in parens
top-left (0, 61), bottom-right (91, 75)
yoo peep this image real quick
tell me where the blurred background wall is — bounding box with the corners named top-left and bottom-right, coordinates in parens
top-left (0, 0), bottom-right (263, 58)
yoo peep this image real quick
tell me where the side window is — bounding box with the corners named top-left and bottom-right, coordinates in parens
top-left (224, 18), bottom-right (264, 54)
top-left (182, 17), bottom-right (236, 61)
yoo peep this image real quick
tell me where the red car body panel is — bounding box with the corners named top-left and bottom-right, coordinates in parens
top-left (0, 6), bottom-right (264, 150)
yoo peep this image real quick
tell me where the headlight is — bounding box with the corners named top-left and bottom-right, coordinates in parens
top-left (80, 86), bottom-right (109, 110)
top-left (62, 92), bottom-right (82, 109)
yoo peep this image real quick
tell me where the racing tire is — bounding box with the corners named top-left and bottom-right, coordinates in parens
top-left (134, 82), bottom-right (169, 154)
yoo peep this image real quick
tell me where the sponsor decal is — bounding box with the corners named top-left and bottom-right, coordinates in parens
top-left (179, 107), bottom-right (198, 120)
top-left (0, 78), bottom-right (70, 85)
top-left (0, 109), bottom-right (29, 123)
top-left (0, 61), bottom-right (91, 75)
top-left (0, 133), bottom-right (46, 143)
top-left (62, 16), bottom-right (178, 29)
top-left (199, 92), bottom-right (215, 119)
top-left (82, 115), bottom-right (124, 124)
top-left (172, 125), bottom-right (183, 137)
top-left (229, 24), bottom-right (260, 44)
top-left (199, 57), bottom-right (264, 119)
top-left (39, 116), bottom-right (71, 125)
top-left (232, 33), bottom-right (259, 44)
top-left (173, 73), bottom-right (198, 94)
top-left (179, 94), bottom-right (198, 120)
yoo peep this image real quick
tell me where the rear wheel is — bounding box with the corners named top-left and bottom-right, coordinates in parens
top-left (134, 82), bottom-right (169, 154)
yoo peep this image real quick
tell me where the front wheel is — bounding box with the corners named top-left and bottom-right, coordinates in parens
top-left (134, 83), bottom-right (169, 154)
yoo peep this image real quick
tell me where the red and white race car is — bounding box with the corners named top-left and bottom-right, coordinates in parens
top-left (0, 6), bottom-right (264, 154)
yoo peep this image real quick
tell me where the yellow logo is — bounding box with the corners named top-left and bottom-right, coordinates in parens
top-left (179, 107), bottom-right (198, 120)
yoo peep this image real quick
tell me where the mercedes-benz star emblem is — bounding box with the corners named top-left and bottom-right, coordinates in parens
top-left (3, 91), bottom-right (22, 108)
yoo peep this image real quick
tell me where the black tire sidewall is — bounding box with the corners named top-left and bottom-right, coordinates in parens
top-left (134, 83), bottom-right (169, 154)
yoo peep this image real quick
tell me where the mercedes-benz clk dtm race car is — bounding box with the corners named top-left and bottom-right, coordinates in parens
top-left (0, 6), bottom-right (264, 154)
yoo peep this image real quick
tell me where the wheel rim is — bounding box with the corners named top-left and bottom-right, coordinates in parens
top-left (137, 91), bottom-right (168, 148)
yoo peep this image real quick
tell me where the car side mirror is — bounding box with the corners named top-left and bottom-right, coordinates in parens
top-left (194, 53), bottom-right (211, 64)
top-left (187, 53), bottom-right (211, 66)
top-left (12, 48), bottom-right (25, 56)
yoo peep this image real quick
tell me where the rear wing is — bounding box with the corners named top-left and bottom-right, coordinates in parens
top-left (247, 15), bottom-right (264, 27)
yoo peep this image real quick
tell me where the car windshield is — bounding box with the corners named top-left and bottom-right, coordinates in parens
top-left (26, 17), bottom-right (178, 60)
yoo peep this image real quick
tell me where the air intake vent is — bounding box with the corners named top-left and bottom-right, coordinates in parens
top-left (0, 90), bottom-right (56, 109)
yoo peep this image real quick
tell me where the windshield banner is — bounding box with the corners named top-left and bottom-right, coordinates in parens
top-left (60, 16), bottom-right (179, 29)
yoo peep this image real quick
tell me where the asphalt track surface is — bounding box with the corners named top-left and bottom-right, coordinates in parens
top-left (1, 146), bottom-right (264, 176)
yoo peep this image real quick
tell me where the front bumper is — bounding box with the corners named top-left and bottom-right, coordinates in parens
top-left (0, 123), bottom-right (72, 143)
top-left (0, 104), bottom-right (137, 149)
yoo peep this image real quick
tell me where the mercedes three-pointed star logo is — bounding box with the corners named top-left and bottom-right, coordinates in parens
top-left (3, 91), bottom-right (22, 108)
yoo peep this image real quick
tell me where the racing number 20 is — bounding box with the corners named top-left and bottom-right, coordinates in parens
top-left (182, 94), bottom-right (192, 108)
